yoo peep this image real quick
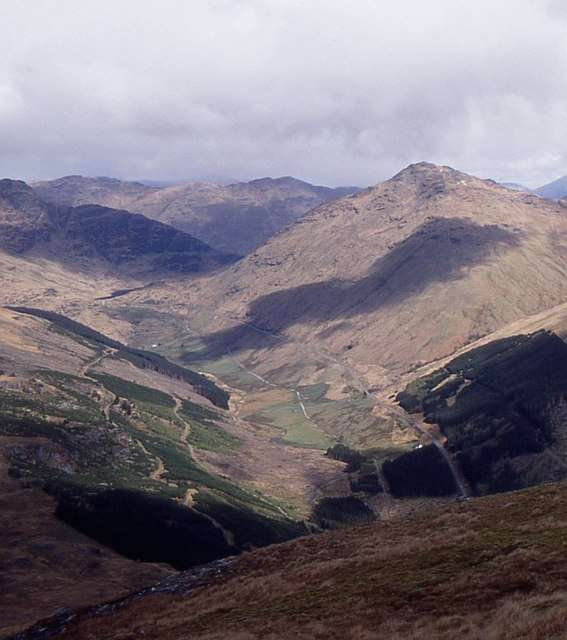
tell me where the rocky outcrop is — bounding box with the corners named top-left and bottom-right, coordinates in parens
top-left (0, 179), bottom-right (54, 252)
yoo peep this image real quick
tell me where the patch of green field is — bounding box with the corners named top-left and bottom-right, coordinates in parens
top-left (169, 335), bottom-right (224, 362)
top-left (194, 490), bottom-right (307, 547)
top-left (112, 305), bottom-right (171, 324)
top-left (90, 372), bottom-right (175, 408)
top-left (44, 465), bottom-right (184, 498)
top-left (109, 408), bottom-right (279, 515)
top-left (178, 399), bottom-right (242, 455)
top-left (34, 370), bottom-right (106, 423)
top-left (173, 334), bottom-right (385, 452)
top-left (186, 421), bottom-right (242, 455)
top-left (296, 383), bottom-right (329, 402)
top-left (305, 396), bottom-right (393, 450)
top-left (135, 410), bottom-right (179, 437)
top-left (247, 403), bottom-right (333, 449)
top-left (180, 351), bottom-right (269, 392)
top-left (0, 382), bottom-right (104, 428)
top-left (179, 399), bottom-right (220, 423)
top-left (2, 413), bottom-right (157, 484)
top-left (160, 325), bottom-right (387, 450)
top-left (9, 306), bottom-right (230, 409)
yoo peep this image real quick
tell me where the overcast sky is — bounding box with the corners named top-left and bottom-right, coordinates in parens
top-left (1, 0), bottom-right (566, 187)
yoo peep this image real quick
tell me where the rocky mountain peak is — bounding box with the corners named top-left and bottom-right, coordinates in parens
top-left (0, 178), bottom-right (54, 253)
top-left (196, 162), bottom-right (567, 386)
top-left (32, 175), bottom-right (155, 209)
top-left (0, 178), bottom-right (44, 210)
top-left (386, 162), bottom-right (482, 196)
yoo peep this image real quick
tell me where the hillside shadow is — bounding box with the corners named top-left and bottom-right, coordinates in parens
top-left (204, 217), bottom-right (520, 352)
top-left (1, 200), bottom-right (239, 281)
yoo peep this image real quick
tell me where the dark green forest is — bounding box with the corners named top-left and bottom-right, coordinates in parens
top-left (396, 331), bottom-right (567, 495)
top-left (7, 306), bottom-right (230, 408)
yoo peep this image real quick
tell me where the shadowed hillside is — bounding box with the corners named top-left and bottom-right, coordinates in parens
top-left (394, 329), bottom-right (567, 496)
top-left (0, 179), bottom-right (237, 277)
top-left (4, 162), bottom-right (567, 639)
top-left (13, 482), bottom-right (567, 639)
top-left (32, 175), bottom-right (359, 255)
top-left (202, 217), bottom-right (518, 352)
top-left (166, 163), bottom-right (567, 387)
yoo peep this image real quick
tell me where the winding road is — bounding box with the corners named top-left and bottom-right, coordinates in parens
top-left (342, 364), bottom-right (471, 499)
top-left (225, 345), bottom-right (334, 438)
top-left (180, 303), bottom-right (472, 499)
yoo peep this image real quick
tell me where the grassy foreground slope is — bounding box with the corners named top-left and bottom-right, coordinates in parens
top-left (16, 481), bottom-right (567, 639)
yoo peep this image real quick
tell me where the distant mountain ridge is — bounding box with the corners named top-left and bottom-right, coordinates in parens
top-left (0, 178), bottom-right (236, 275)
top-left (499, 181), bottom-right (531, 192)
top-left (535, 174), bottom-right (567, 199)
top-left (32, 175), bottom-right (360, 255)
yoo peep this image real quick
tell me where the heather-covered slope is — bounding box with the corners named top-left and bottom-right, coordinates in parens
top-left (15, 482), bottom-right (567, 639)
top-left (4, 163), bottom-right (567, 639)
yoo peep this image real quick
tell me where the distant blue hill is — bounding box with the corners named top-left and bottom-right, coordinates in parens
top-left (535, 174), bottom-right (567, 199)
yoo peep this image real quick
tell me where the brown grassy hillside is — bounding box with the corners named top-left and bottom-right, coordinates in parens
top-left (150, 163), bottom-right (567, 392)
top-left (0, 306), bottom-right (344, 636)
top-left (15, 481), bottom-right (567, 639)
top-left (0, 463), bottom-right (174, 638)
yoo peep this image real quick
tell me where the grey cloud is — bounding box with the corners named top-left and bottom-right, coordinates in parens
top-left (0, 0), bottom-right (566, 187)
